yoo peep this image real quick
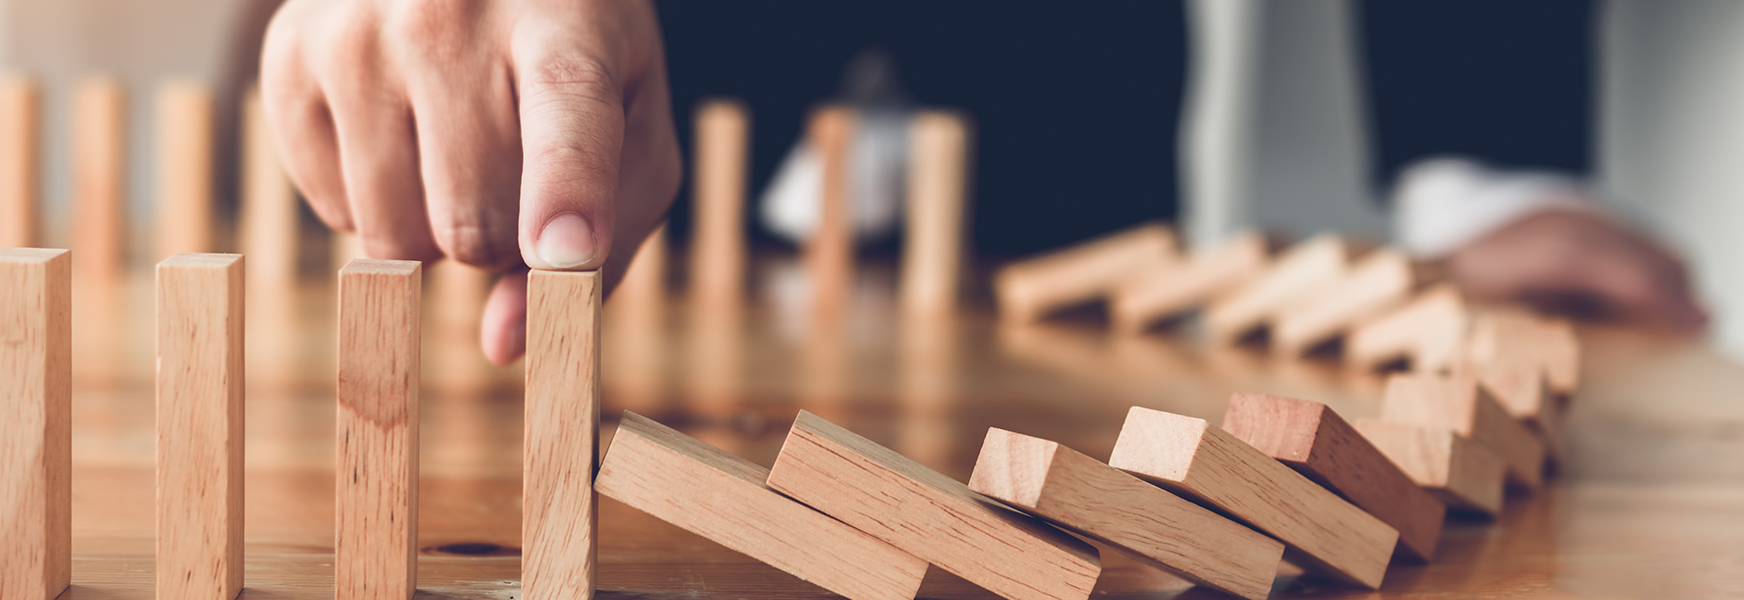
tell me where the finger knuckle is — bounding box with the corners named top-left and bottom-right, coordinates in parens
top-left (432, 218), bottom-right (512, 268)
top-left (362, 233), bottom-right (440, 263)
top-left (385, 0), bottom-right (476, 56)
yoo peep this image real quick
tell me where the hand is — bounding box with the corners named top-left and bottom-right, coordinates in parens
top-left (1447, 208), bottom-right (1708, 332)
top-left (261, 0), bottom-right (682, 364)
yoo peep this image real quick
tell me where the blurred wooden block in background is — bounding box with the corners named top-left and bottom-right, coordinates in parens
top-left (1, 76), bottom-right (41, 248)
top-left (970, 428), bottom-right (1282, 600)
top-left (768, 410), bottom-right (1102, 600)
top-left (1273, 249), bottom-right (1428, 357)
top-left (599, 411), bottom-right (928, 600)
top-left (1355, 419), bottom-right (1505, 517)
top-left (523, 270), bottom-right (602, 600)
top-left (155, 81), bottom-right (215, 260)
top-left (1381, 373), bottom-right (1545, 489)
top-left (1109, 407), bottom-right (1397, 589)
top-left (994, 222), bottom-right (1177, 324)
top-left (900, 109), bottom-right (972, 318)
top-left (1458, 360), bottom-right (1561, 459)
top-left (1111, 231), bottom-right (1268, 335)
top-left (805, 106), bottom-right (857, 318)
top-left (1465, 311), bottom-right (1581, 396)
top-left (336, 259), bottom-right (421, 600)
top-left (1222, 393), bottom-right (1446, 562)
top-left (688, 98), bottom-right (750, 313)
top-left (240, 87), bottom-right (297, 296)
top-left (156, 253), bottom-right (244, 600)
top-left (611, 223), bottom-right (666, 328)
top-left (1, 248), bottom-right (71, 600)
top-left (72, 77), bottom-right (128, 280)
top-left (1347, 284), bottom-right (1468, 372)
top-left (1204, 233), bottom-right (1354, 345)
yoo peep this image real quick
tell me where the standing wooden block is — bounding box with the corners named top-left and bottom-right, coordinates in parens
top-left (156, 253), bottom-right (245, 600)
top-left (688, 98), bottom-right (751, 311)
top-left (72, 77), bottom-right (128, 280)
top-left (1381, 373), bottom-right (1545, 489)
top-left (993, 222), bottom-right (1177, 324)
top-left (241, 87), bottom-right (298, 295)
top-left (900, 109), bottom-right (972, 318)
top-left (969, 428), bottom-right (1283, 600)
top-left (598, 411), bottom-right (927, 600)
top-left (1, 76), bottom-right (41, 248)
top-left (1221, 393), bottom-right (1446, 562)
top-left (1108, 407), bottom-right (1397, 588)
top-left (805, 106), bottom-right (856, 317)
top-left (1346, 284), bottom-right (1468, 372)
top-left (1, 249), bottom-right (71, 600)
top-left (337, 259), bottom-right (421, 600)
top-left (767, 410), bottom-right (1101, 600)
top-left (1204, 233), bottom-right (1353, 345)
top-left (1111, 230), bottom-right (1267, 334)
top-left (523, 269), bottom-right (602, 600)
top-left (156, 81), bottom-right (216, 259)
top-left (611, 223), bottom-right (666, 328)
top-left (1273, 249), bottom-right (1424, 356)
top-left (1354, 419), bottom-right (1505, 516)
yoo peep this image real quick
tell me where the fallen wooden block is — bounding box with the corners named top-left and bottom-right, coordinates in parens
top-left (1221, 392), bottom-right (1446, 562)
top-left (768, 410), bottom-right (1101, 600)
top-left (156, 253), bottom-right (245, 600)
top-left (1, 76), bottom-right (41, 248)
top-left (969, 428), bottom-right (1282, 600)
top-left (900, 109), bottom-right (973, 318)
top-left (1204, 233), bottom-right (1354, 345)
top-left (1457, 360), bottom-right (1559, 447)
top-left (1381, 373), bottom-right (1545, 489)
top-left (1273, 249), bottom-right (1428, 357)
top-left (1354, 419), bottom-right (1505, 517)
top-left (994, 222), bottom-right (1177, 324)
top-left (1, 248), bottom-right (71, 600)
top-left (1465, 311), bottom-right (1580, 396)
top-left (1109, 407), bottom-right (1397, 588)
top-left (1346, 284), bottom-right (1468, 372)
top-left (1110, 231), bottom-right (1268, 335)
top-left (523, 270), bottom-right (603, 600)
top-left (598, 411), bottom-right (928, 600)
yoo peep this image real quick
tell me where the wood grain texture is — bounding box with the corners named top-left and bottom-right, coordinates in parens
top-left (155, 81), bottom-right (215, 259)
top-left (1346, 285), bottom-right (1468, 372)
top-left (900, 110), bottom-right (972, 318)
top-left (805, 106), bottom-right (856, 318)
top-left (524, 269), bottom-right (602, 600)
top-left (1, 248), bottom-right (70, 600)
top-left (72, 77), bottom-right (127, 280)
top-left (1353, 419), bottom-right (1505, 517)
top-left (1, 76), bottom-right (40, 248)
top-left (336, 259), bottom-right (421, 600)
top-left (240, 87), bottom-right (297, 296)
top-left (156, 253), bottom-right (245, 600)
top-left (1205, 233), bottom-right (1352, 345)
top-left (993, 222), bottom-right (1176, 324)
top-left (1381, 373), bottom-right (1545, 489)
top-left (969, 428), bottom-right (1282, 600)
top-left (598, 411), bottom-right (927, 600)
top-left (688, 98), bottom-right (750, 311)
top-left (1273, 249), bottom-right (1420, 357)
top-left (1221, 393), bottom-right (1447, 562)
top-left (1109, 407), bottom-right (1398, 588)
top-left (767, 410), bottom-right (1101, 600)
top-left (1111, 231), bottom-right (1267, 335)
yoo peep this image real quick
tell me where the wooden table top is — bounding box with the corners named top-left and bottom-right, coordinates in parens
top-left (59, 259), bottom-right (1744, 599)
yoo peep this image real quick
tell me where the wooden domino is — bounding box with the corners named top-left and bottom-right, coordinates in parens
top-left (1204, 233), bottom-right (1354, 345)
top-left (1381, 373), bottom-right (1545, 489)
top-left (72, 77), bottom-right (128, 280)
top-left (1273, 249), bottom-right (1426, 356)
top-left (156, 253), bottom-right (245, 600)
top-left (1354, 419), bottom-right (1505, 516)
top-left (1, 76), bottom-right (40, 248)
top-left (1221, 392), bottom-right (1446, 562)
top-left (1108, 407), bottom-right (1398, 588)
top-left (523, 269), bottom-right (602, 600)
top-left (336, 259), bottom-right (421, 600)
top-left (598, 411), bottom-right (928, 600)
top-left (156, 81), bottom-right (216, 258)
top-left (768, 410), bottom-right (1102, 600)
top-left (240, 87), bottom-right (298, 295)
top-left (612, 223), bottom-right (667, 327)
top-left (688, 98), bottom-right (750, 312)
top-left (1465, 311), bottom-right (1580, 395)
top-left (1346, 284), bottom-right (1468, 372)
top-left (806, 106), bottom-right (856, 317)
top-left (900, 109), bottom-right (972, 318)
top-left (1, 248), bottom-right (71, 600)
top-left (969, 428), bottom-right (1283, 600)
top-left (1458, 360), bottom-right (1559, 445)
top-left (994, 222), bottom-right (1177, 324)
top-left (1110, 230), bottom-right (1268, 335)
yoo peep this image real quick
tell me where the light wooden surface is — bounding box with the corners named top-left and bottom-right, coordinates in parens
top-left (1, 76), bottom-right (40, 249)
top-left (768, 410), bottom-right (1102, 600)
top-left (900, 110), bottom-right (971, 318)
top-left (523, 270), bottom-right (602, 600)
top-left (804, 106), bottom-right (856, 319)
top-left (688, 99), bottom-right (750, 311)
top-left (155, 253), bottom-right (244, 600)
top-left (336, 259), bottom-right (421, 600)
top-left (71, 78), bottom-right (127, 280)
top-left (1111, 231), bottom-right (1266, 335)
top-left (1, 248), bottom-right (71, 600)
top-left (1205, 233), bottom-right (1352, 345)
top-left (154, 81), bottom-right (215, 259)
top-left (598, 411), bottom-right (928, 600)
top-left (994, 222), bottom-right (1177, 324)
top-left (1382, 373), bottom-right (1546, 489)
top-left (969, 428), bottom-right (1283, 600)
top-left (1353, 419), bottom-right (1506, 516)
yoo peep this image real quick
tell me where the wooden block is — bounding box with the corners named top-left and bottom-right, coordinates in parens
top-left (1346, 284), bottom-right (1468, 372)
top-left (337, 259), bottom-right (421, 600)
top-left (1273, 249), bottom-right (1423, 356)
top-left (1354, 419), bottom-right (1505, 517)
top-left (610, 223), bottom-right (666, 327)
top-left (1, 248), bottom-right (71, 600)
top-left (1205, 233), bottom-right (1353, 345)
top-left (1458, 360), bottom-right (1558, 441)
top-left (72, 77), bottom-right (128, 280)
top-left (331, 230), bottom-right (366, 274)
top-left (156, 253), bottom-right (245, 600)
top-left (523, 269), bottom-right (602, 600)
top-left (1110, 230), bottom-right (1267, 334)
top-left (1, 76), bottom-right (41, 248)
top-left (1108, 407), bottom-right (1397, 588)
top-left (767, 410), bottom-right (1101, 600)
top-left (899, 109), bottom-right (972, 318)
top-left (240, 86), bottom-right (298, 295)
top-left (993, 222), bottom-right (1177, 324)
top-left (598, 411), bottom-right (927, 600)
top-left (969, 428), bottom-right (1282, 600)
top-left (156, 81), bottom-right (216, 259)
top-left (1221, 392), bottom-right (1446, 562)
top-left (1381, 373), bottom-right (1545, 489)
top-left (805, 106), bottom-right (856, 318)
top-left (688, 98), bottom-right (750, 311)
top-left (1465, 311), bottom-right (1580, 395)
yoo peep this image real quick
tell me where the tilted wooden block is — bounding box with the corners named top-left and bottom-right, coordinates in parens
top-left (1, 248), bottom-right (71, 600)
top-left (1110, 231), bottom-right (1268, 335)
top-left (994, 222), bottom-right (1177, 324)
top-left (900, 109), bottom-right (973, 318)
top-left (1346, 284), bottom-right (1468, 372)
top-left (1354, 419), bottom-right (1505, 517)
top-left (599, 411), bottom-right (928, 600)
top-left (688, 98), bottom-right (751, 311)
top-left (72, 77), bottom-right (128, 280)
top-left (1, 76), bottom-right (41, 248)
top-left (1465, 311), bottom-right (1580, 395)
top-left (1273, 249), bottom-right (1429, 357)
top-left (1221, 393), bottom-right (1446, 562)
top-left (524, 270), bottom-right (604, 600)
top-left (156, 253), bottom-right (245, 600)
top-left (1109, 407), bottom-right (1397, 588)
top-left (1457, 360), bottom-right (1560, 452)
top-left (969, 428), bottom-right (1283, 600)
top-left (337, 259), bottom-right (421, 600)
top-left (1204, 233), bottom-right (1354, 345)
top-left (1381, 373), bottom-right (1545, 489)
top-left (155, 81), bottom-right (215, 259)
top-left (768, 410), bottom-right (1102, 600)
